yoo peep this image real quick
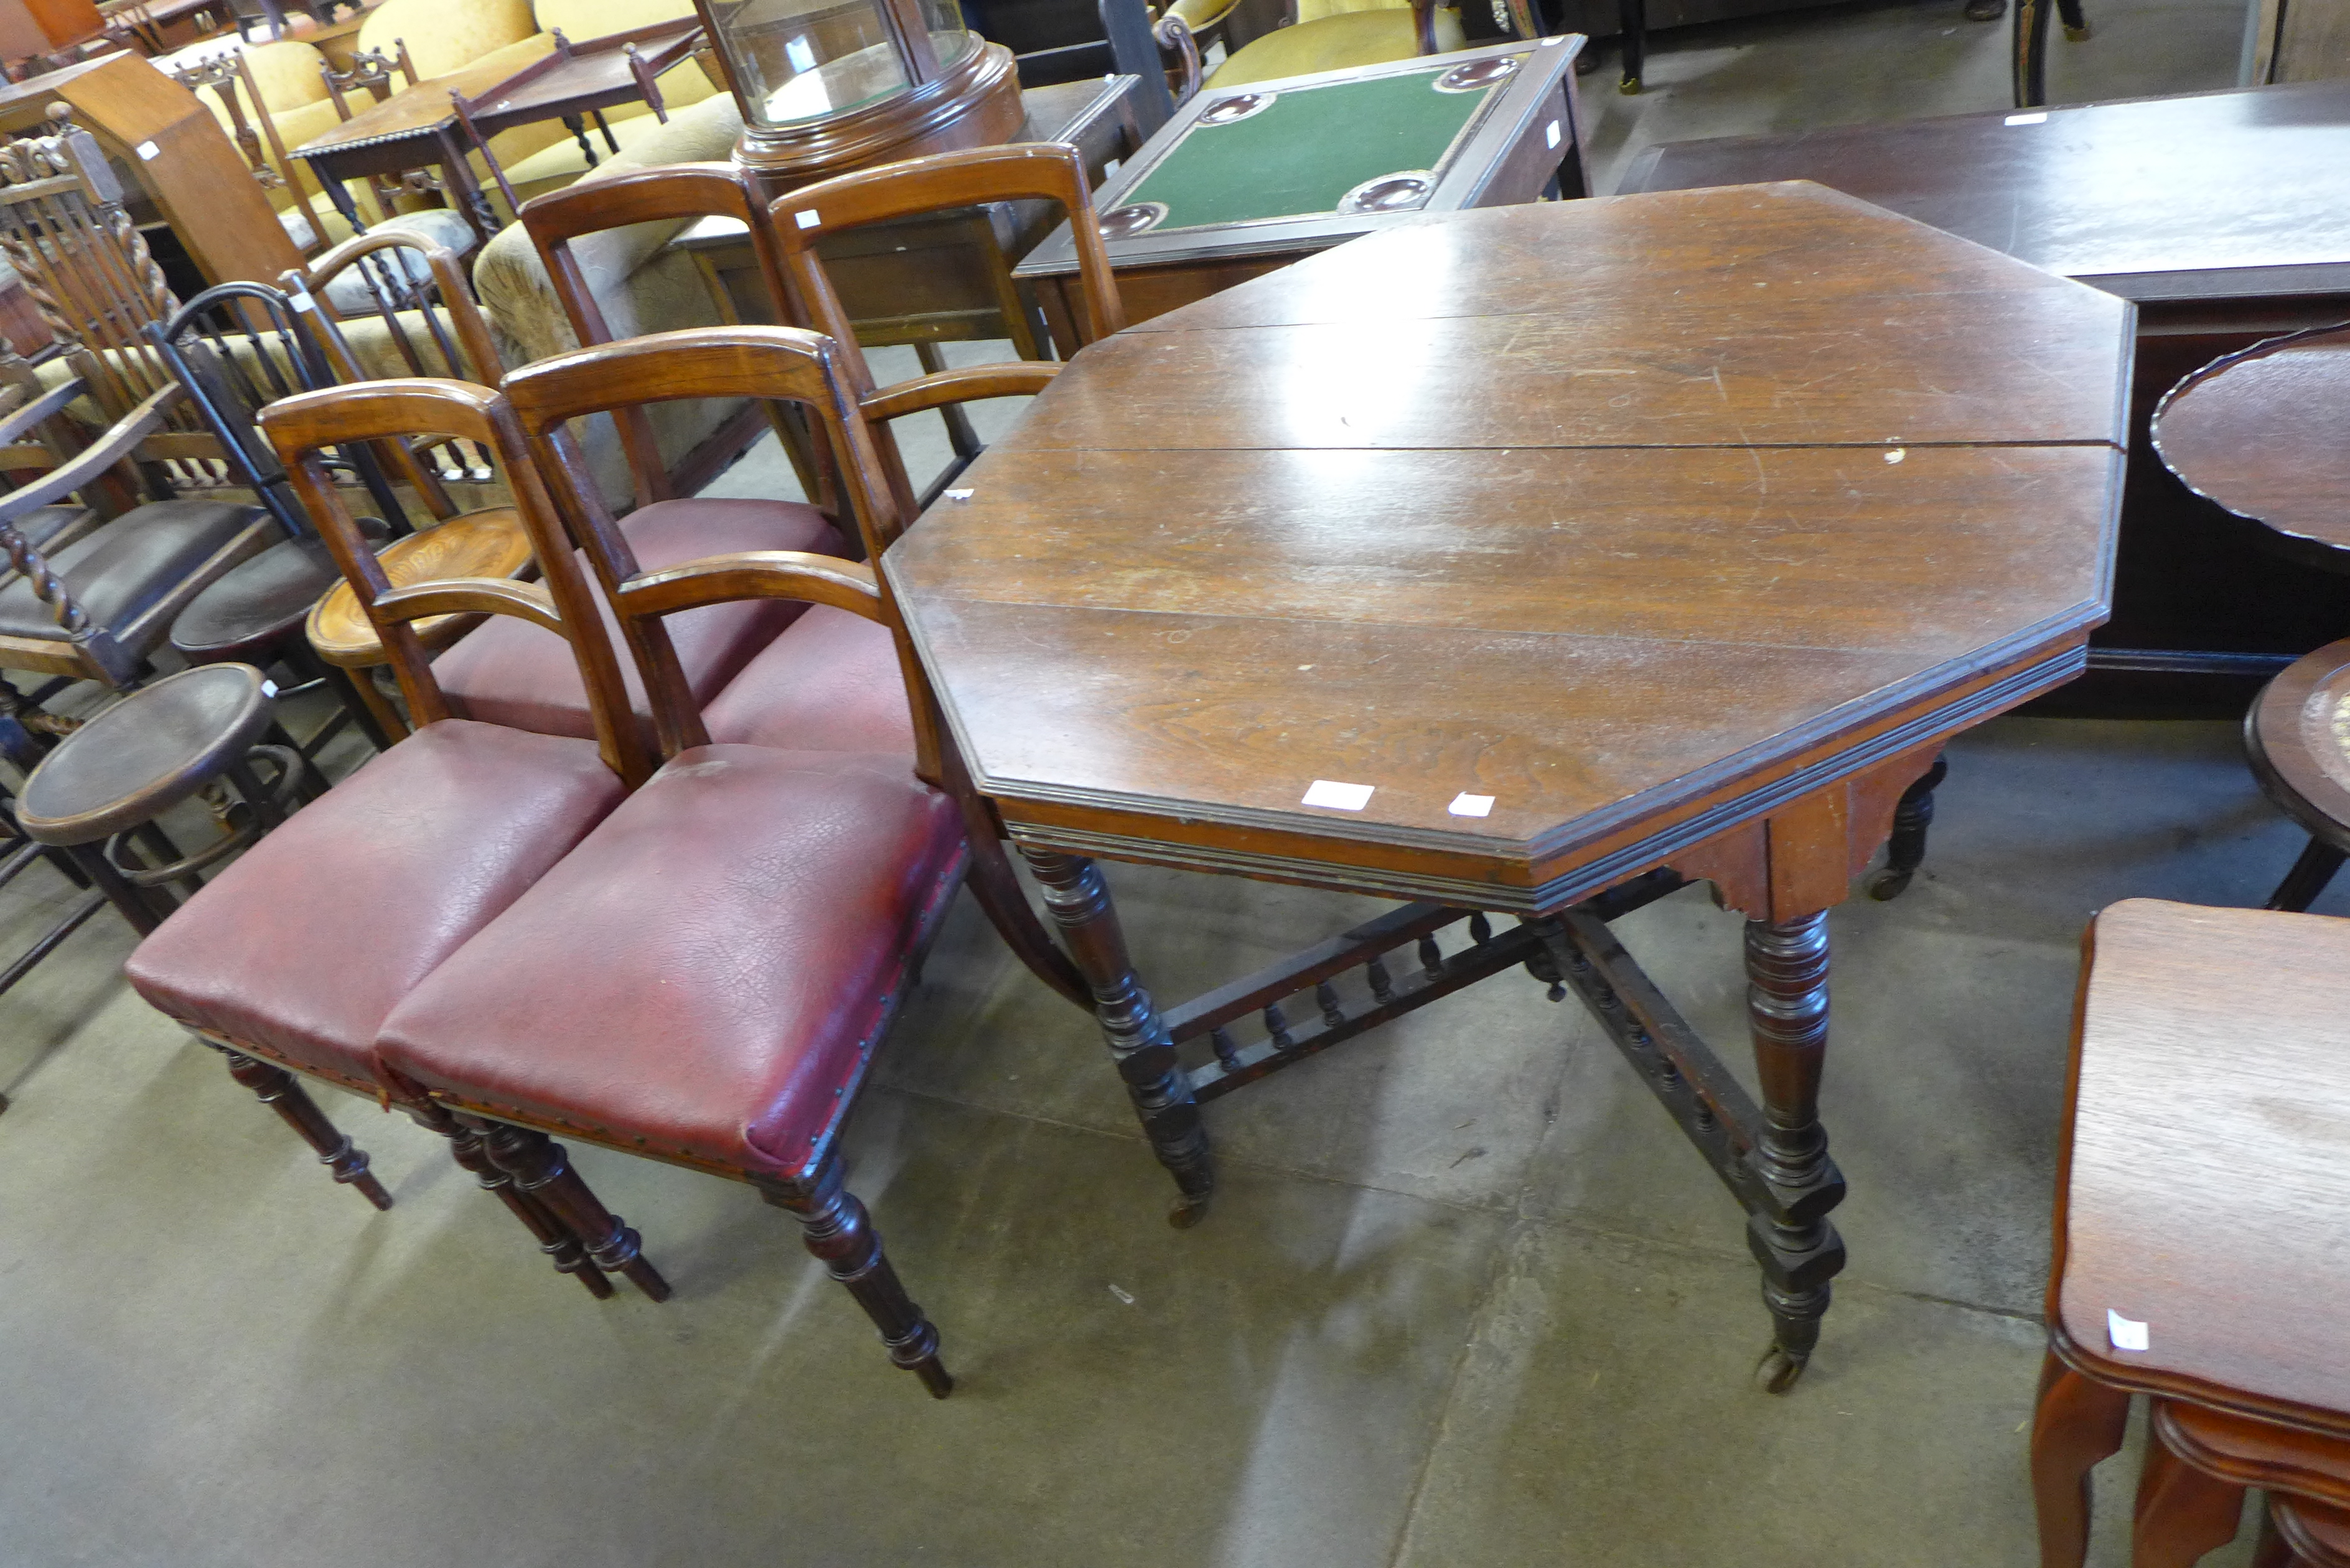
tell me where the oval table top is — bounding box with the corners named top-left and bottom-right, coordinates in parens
top-left (2152, 324), bottom-right (2350, 567)
top-left (884, 180), bottom-right (2137, 910)
top-left (306, 508), bottom-right (535, 666)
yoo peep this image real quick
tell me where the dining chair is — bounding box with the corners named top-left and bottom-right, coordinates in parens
top-left (124, 377), bottom-right (663, 1300)
top-left (769, 141), bottom-right (1127, 521)
top-left (2029, 898), bottom-right (2350, 1566)
top-left (290, 228), bottom-right (507, 485)
top-left (496, 324), bottom-right (1088, 1006)
top-left (373, 327), bottom-right (1096, 1396)
top-left (515, 161), bottom-right (829, 511)
top-left (419, 184), bottom-right (856, 752)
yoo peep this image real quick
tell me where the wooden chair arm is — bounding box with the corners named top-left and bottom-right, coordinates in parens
top-left (0, 377), bottom-right (86, 451)
top-left (373, 577), bottom-right (566, 635)
top-left (0, 381), bottom-right (180, 522)
top-left (863, 364), bottom-right (1057, 425)
top-left (618, 551), bottom-right (883, 624)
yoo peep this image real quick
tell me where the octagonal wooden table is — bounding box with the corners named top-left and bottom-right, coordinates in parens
top-left (884, 180), bottom-right (2135, 1388)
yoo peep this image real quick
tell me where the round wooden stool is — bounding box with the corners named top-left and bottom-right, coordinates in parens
top-left (304, 508), bottom-right (534, 742)
top-left (15, 663), bottom-right (309, 936)
top-left (2154, 329), bottom-right (2350, 910)
top-left (171, 522), bottom-right (398, 751)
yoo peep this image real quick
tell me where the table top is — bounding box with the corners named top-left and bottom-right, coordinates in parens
top-left (888, 181), bottom-right (2134, 909)
top-left (2151, 325), bottom-right (2350, 561)
top-left (1617, 81), bottom-right (2350, 304)
top-left (461, 17), bottom-right (702, 125)
top-left (292, 49), bottom-right (547, 156)
top-left (1017, 37), bottom-right (1579, 278)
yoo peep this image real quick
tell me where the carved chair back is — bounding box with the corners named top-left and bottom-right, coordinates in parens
top-left (517, 162), bottom-right (805, 511)
top-left (255, 377), bottom-right (650, 783)
top-left (171, 48), bottom-right (332, 257)
top-left (769, 142), bottom-right (1127, 523)
top-left (321, 41), bottom-right (428, 221)
top-left (288, 229), bottom-right (503, 493)
top-left (321, 40), bottom-right (418, 118)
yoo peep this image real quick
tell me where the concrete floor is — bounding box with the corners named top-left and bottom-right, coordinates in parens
top-left (0, 1), bottom-right (2298, 1562)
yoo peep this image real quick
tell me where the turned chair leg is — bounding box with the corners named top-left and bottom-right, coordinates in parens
top-left (2032, 1351), bottom-right (2132, 1568)
top-left (2266, 838), bottom-right (2346, 912)
top-left (474, 1119), bottom-right (671, 1302)
top-left (404, 1099), bottom-right (611, 1299)
top-left (220, 1050), bottom-right (393, 1210)
top-left (2133, 1418), bottom-right (2248, 1568)
top-left (759, 1154), bottom-right (952, 1399)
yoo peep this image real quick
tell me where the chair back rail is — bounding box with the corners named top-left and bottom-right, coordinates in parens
top-left (501, 324), bottom-right (917, 766)
top-left (257, 377), bottom-right (652, 783)
top-left (499, 324), bottom-right (1090, 1009)
top-left (769, 142), bottom-right (1125, 521)
top-left (518, 162), bottom-right (805, 511)
top-left (149, 280), bottom-right (418, 542)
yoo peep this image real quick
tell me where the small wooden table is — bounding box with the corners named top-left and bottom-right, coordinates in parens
top-left (1014, 36), bottom-right (1589, 330)
top-left (452, 17), bottom-right (704, 207)
top-left (290, 50), bottom-right (540, 245)
top-left (1619, 81), bottom-right (2350, 698)
top-left (887, 181), bottom-right (2132, 1386)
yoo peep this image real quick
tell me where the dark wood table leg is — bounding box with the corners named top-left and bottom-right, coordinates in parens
top-left (1019, 846), bottom-right (1215, 1226)
top-left (307, 156), bottom-right (367, 240)
top-left (434, 128), bottom-right (500, 245)
top-left (561, 112), bottom-right (600, 167)
top-left (1743, 909), bottom-right (1847, 1391)
top-left (2013, 0), bottom-right (2051, 107)
top-left (1868, 754), bottom-right (1947, 901)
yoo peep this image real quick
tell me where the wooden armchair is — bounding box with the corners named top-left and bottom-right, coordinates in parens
top-left (0, 364), bottom-right (275, 697)
top-left (770, 141), bottom-right (1128, 520)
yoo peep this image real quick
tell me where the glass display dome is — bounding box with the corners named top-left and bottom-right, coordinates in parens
top-left (703, 0), bottom-right (981, 129)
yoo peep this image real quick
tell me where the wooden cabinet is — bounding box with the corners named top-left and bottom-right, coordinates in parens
top-left (0, 52), bottom-right (301, 288)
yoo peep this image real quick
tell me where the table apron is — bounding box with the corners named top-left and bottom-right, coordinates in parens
top-left (991, 640), bottom-right (2089, 918)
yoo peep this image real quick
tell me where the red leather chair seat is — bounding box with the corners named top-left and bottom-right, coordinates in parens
top-left (703, 605), bottom-right (918, 758)
top-left (124, 721), bottom-right (627, 1094)
top-left (377, 746), bottom-right (967, 1175)
top-left (432, 498), bottom-right (846, 746)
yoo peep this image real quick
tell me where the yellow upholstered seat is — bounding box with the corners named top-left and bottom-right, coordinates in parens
top-left (1207, 4), bottom-right (1466, 86)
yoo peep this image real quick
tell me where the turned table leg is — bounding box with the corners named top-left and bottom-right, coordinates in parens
top-left (1019, 847), bottom-right (1214, 1226)
top-left (1743, 910), bottom-right (1847, 1391)
top-left (1869, 755), bottom-right (1948, 901)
